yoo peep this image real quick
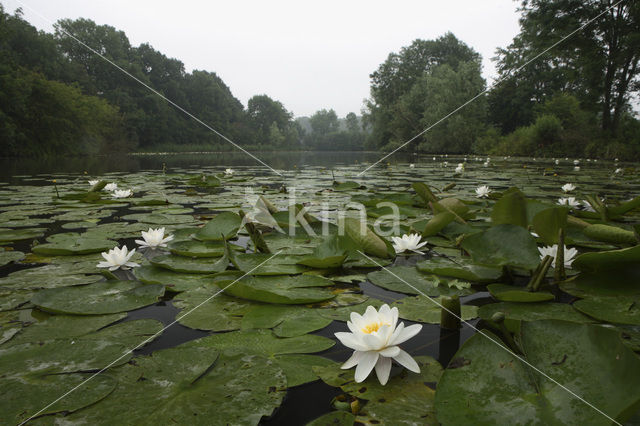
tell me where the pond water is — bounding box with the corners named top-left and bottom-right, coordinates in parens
top-left (0, 151), bottom-right (639, 424)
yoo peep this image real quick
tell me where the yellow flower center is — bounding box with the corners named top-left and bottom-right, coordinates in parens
top-left (362, 322), bottom-right (388, 334)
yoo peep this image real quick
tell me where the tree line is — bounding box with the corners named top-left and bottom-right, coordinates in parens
top-left (1, 0), bottom-right (639, 158)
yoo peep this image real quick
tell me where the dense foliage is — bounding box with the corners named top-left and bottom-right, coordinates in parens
top-left (1, 0), bottom-right (639, 158)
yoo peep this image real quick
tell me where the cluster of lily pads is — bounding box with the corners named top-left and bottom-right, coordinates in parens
top-left (0, 158), bottom-right (638, 424)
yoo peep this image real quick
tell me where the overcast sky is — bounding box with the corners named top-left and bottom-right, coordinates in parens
top-left (5, 0), bottom-right (522, 118)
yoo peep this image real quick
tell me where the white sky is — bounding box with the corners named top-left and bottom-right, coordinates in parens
top-left (5, 0), bottom-right (522, 117)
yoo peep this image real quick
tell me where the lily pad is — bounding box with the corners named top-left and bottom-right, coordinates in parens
top-left (0, 250), bottom-right (25, 266)
top-left (314, 356), bottom-right (442, 401)
top-left (168, 239), bottom-right (242, 257)
top-left (150, 253), bottom-right (228, 274)
top-left (390, 295), bottom-right (479, 323)
top-left (242, 304), bottom-right (332, 337)
top-left (572, 245), bottom-right (640, 273)
top-left (435, 321), bottom-right (640, 425)
top-left (487, 284), bottom-right (555, 302)
top-left (367, 266), bottom-right (472, 297)
top-left (460, 224), bottom-right (540, 270)
top-left (198, 328), bottom-right (335, 355)
top-left (231, 252), bottom-right (309, 275)
top-left (573, 296), bottom-right (640, 325)
top-left (194, 211), bottom-right (241, 241)
top-left (416, 257), bottom-right (502, 283)
top-left (32, 236), bottom-right (115, 255)
top-left (222, 275), bottom-right (335, 305)
top-left (173, 285), bottom-right (254, 331)
top-left (133, 265), bottom-right (213, 292)
top-left (478, 302), bottom-right (593, 323)
top-left (274, 354), bottom-right (335, 387)
top-left (31, 281), bottom-right (165, 315)
top-left (0, 228), bottom-right (46, 243)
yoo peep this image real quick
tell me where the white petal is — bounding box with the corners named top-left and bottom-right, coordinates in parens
top-left (341, 351), bottom-right (363, 369)
top-left (362, 332), bottom-right (385, 351)
top-left (392, 348), bottom-right (420, 373)
top-left (374, 356), bottom-right (392, 385)
top-left (379, 346), bottom-right (400, 357)
top-left (389, 323), bottom-right (422, 346)
top-left (134, 239), bottom-right (147, 246)
top-left (354, 351), bottom-right (379, 382)
top-left (335, 332), bottom-right (369, 351)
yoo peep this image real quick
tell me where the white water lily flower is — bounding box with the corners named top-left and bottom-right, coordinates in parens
top-left (573, 159), bottom-right (580, 165)
top-left (335, 304), bottom-right (422, 385)
top-left (555, 159), bottom-right (560, 165)
top-left (224, 168), bottom-right (234, 176)
top-left (88, 180), bottom-right (99, 186)
top-left (135, 227), bottom-right (174, 249)
top-left (409, 163), bottom-right (415, 168)
top-left (454, 163), bottom-right (464, 173)
top-left (614, 168), bottom-right (623, 174)
top-left (561, 183), bottom-right (576, 193)
top-left (557, 197), bottom-right (580, 207)
top-left (475, 185), bottom-right (491, 198)
top-left (391, 233), bottom-right (428, 254)
top-left (112, 189), bottom-right (133, 198)
top-left (538, 244), bottom-right (578, 268)
top-left (97, 245), bottom-right (139, 271)
top-left (443, 161), bottom-right (448, 167)
top-left (104, 183), bottom-right (118, 191)
top-left (574, 166), bottom-right (581, 171)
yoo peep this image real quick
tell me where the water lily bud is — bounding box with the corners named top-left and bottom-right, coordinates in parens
top-left (491, 312), bottom-right (506, 323)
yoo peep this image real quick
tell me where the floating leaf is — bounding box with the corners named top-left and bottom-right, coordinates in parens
top-left (194, 211), bottom-right (241, 241)
top-left (573, 245), bottom-right (640, 273)
top-left (150, 253), bottom-right (228, 274)
top-left (32, 236), bottom-right (115, 255)
top-left (133, 265), bottom-right (212, 292)
top-left (274, 354), bottom-right (335, 387)
top-left (31, 281), bottom-right (165, 315)
top-left (487, 284), bottom-right (554, 302)
top-left (222, 275), bottom-right (335, 305)
top-left (416, 257), bottom-right (502, 283)
top-left (198, 329), bottom-right (335, 355)
top-left (390, 295), bottom-right (478, 323)
top-left (168, 239), bottom-right (242, 257)
top-left (0, 228), bottom-right (46, 243)
top-left (532, 206), bottom-right (568, 245)
top-left (231, 252), bottom-right (309, 275)
top-left (367, 266), bottom-right (472, 297)
top-left (573, 296), bottom-right (640, 325)
top-left (435, 321), bottom-right (640, 425)
top-left (173, 285), bottom-right (253, 331)
top-left (478, 302), bottom-right (592, 323)
top-left (461, 224), bottom-right (540, 270)
top-left (242, 304), bottom-right (332, 337)
top-left (491, 187), bottom-right (527, 228)
top-left (0, 250), bottom-right (25, 266)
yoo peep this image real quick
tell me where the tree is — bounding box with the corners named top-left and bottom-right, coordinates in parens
top-left (364, 33), bottom-right (485, 151)
top-left (247, 94), bottom-right (294, 146)
top-left (494, 0), bottom-right (640, 135)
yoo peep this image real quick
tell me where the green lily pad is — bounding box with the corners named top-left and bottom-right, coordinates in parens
top-left (390, 295), bottom-right (479, 323)
top-left (5, 313), bottom-right (125, 346)
top-left (416, 257), bottom-right (502, 283)
top-left (31, 281), bottom-right (165, 315)
top-left (435, 321), bottom-right (640, 425)
top-left (121, 213), bottom-right (197, 225)
top-left (222, 275), bottom-right (335, 305)
top-left (0, 265), bottom-right (104, 290)
top-left (487, 284), bottom-right (555, 302)
top-left (461, 224), bottom-right (540, 270)
top-left (314, 356), bottom-right (442, 401)
top-left (532, 206), bottom-right (568, 245)
top-left (367, 266), bottom-right (472, 297)
top-left (168, 239), bottom-right (242, 257)
top-left (559, 269), bottom-right (640, 298)
top-left (478, 302), bottom-right (593, 323)
top-left (297, 234), bottom-right (349, 268)
top-left (242, 304), bottom-right (332, 337)
top-left (79, 318), bottom-right (164, 348)
top-left (344, 218), bottom-right (390, 259)
top-left (316, 298), bottom-right (386, 322)
top-left (0, 228), bottom-right (46, 242)
top-left (572, 245), bottom-right (640, 273)
top-left (491, 187), bottom-right (527, 228)
top-left (133, 265), bottom-right (213, 292)
top-left (0, 373), bottom-right (117, 424)
top-left (0, 250), bottom-right (25, 266)
top-left (198, 328), bottom-right (335, 355)
top-left (173, 285), bottom-right (254, 331)
top-left (573, 296), bottom-right (640, 325)
top-left (274, 354), bottom-right (335, 387)
top-left (32, 236), bottom-right (116, 256)
top-left (194, 211), bottom-right (241, 241)
top-left (150, 253), bottom-right (228, 274)
top-left (231, 252), bottom-right (310, 275)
